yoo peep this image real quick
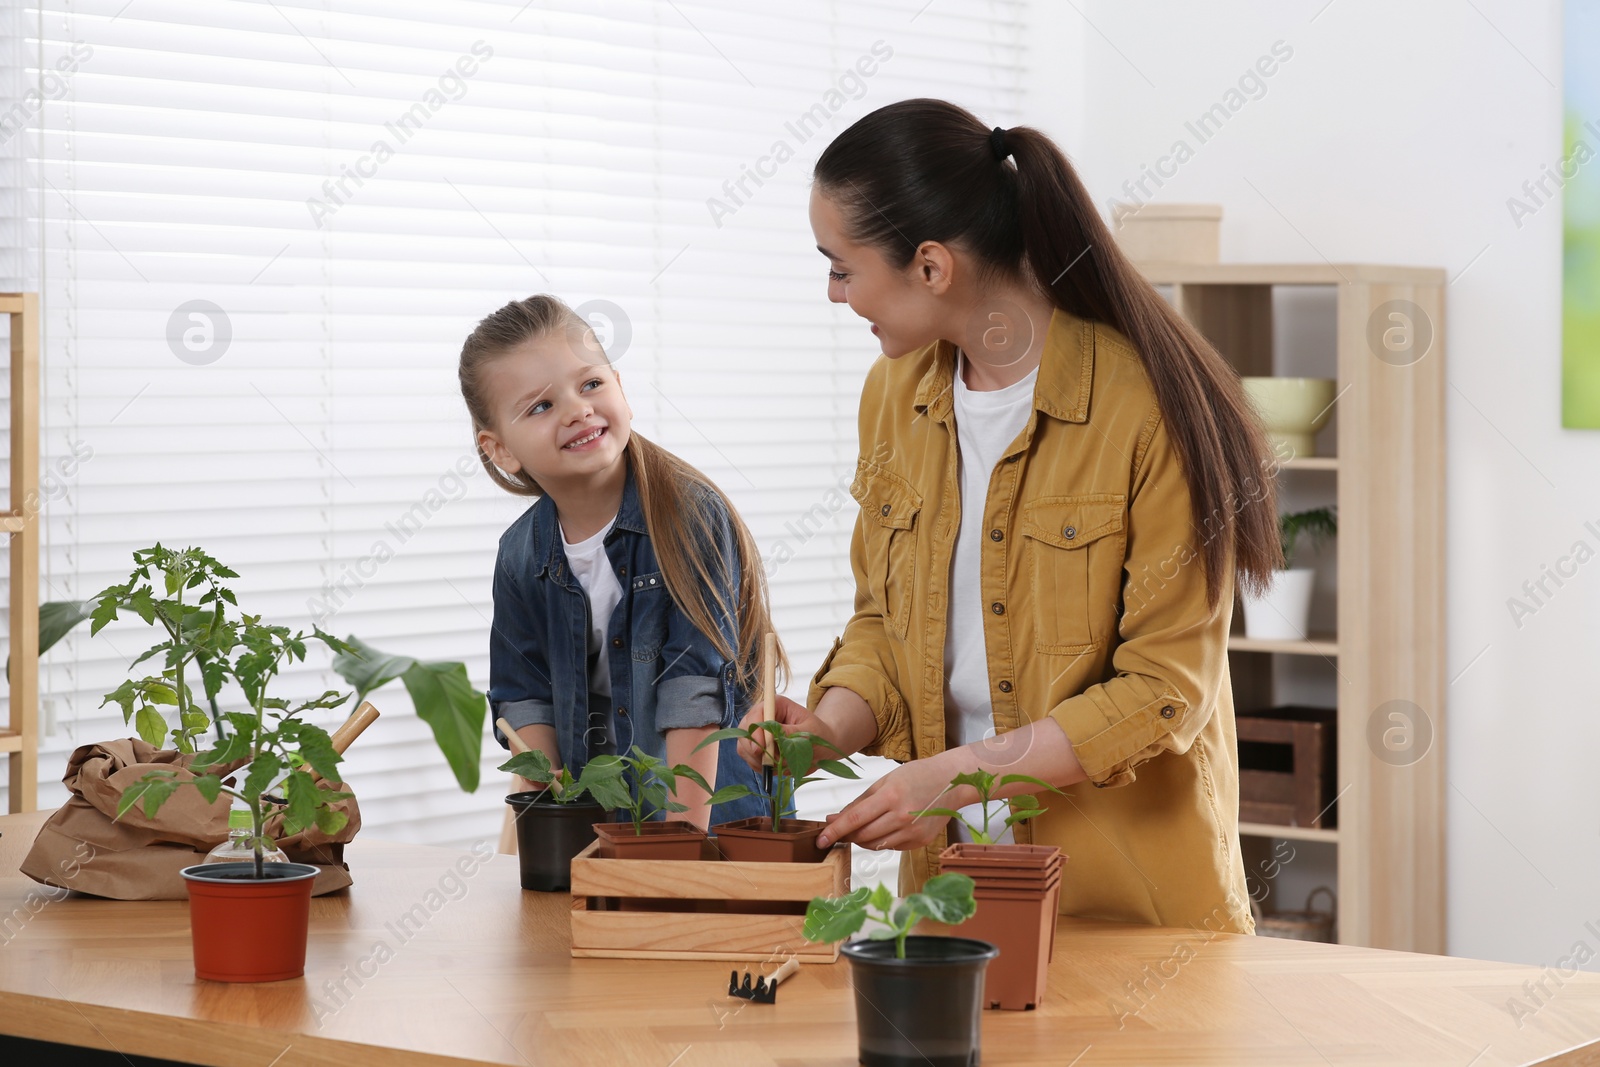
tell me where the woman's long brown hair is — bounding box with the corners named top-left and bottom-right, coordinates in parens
top-left (459, 295), bottom-right (789, 696)
top-left (814, 98), bottom-right (1282, 606)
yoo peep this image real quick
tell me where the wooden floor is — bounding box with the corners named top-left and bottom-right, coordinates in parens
top-left (2, 808), bottom-right (1599, 1066)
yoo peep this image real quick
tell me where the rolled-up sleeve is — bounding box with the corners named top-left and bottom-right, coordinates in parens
top-left (487, 555), bottom-right (555, 750)
top-left (1047, 410), bottom-right (1232, 786)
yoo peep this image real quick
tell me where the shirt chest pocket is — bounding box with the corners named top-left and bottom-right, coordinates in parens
top-left (851, 463), bottom-right (923, 641)
top-left (627, 570), bottom-right (668, 661)
top-left (1020, 495), bottom-right (1126, 655)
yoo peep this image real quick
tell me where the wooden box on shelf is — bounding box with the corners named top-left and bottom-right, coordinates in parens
top-left (567, 838), bottom-right (848, 962)
top-left (1236, 706), bottom-right (1338, 829)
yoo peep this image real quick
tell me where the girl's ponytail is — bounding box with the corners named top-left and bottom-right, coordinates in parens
top-left (815, 100), bottom-right (1282, 606)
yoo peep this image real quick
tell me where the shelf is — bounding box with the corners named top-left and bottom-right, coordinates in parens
top-left (1227, 634), bottom-right (1338, 656)
top-left (1138, 262), bottom-right (1446, 286)
top-left (1277, 456), bottom-right (1338, 471)
top-left (1239, 821), bottom-right (1340, 844)
top-left (0, 515), bottom-right (24, 534)
top-left (0, 730), bottom-right (21, 753)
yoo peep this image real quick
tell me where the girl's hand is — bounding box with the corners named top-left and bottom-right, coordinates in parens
top-left (734, 694), bottom-right (812, 772)
top-left (816, 754), bottom-right (971, 851)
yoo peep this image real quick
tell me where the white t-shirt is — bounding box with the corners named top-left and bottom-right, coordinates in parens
top-left (944, 352), bottom-right (1040, 844)
top-left (561, 515), bottom-right (623, 702)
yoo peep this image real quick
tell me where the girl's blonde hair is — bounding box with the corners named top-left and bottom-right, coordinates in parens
top-left (459, 294), bottom-right (789, 696)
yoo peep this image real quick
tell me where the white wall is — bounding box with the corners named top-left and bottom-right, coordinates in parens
top-left (1022, 0), bottom-right (1587, 967)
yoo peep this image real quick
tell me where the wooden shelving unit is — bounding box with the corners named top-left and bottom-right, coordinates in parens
top-left (1, 294), bottom-right (38, 813)
top-left (1140, 260), bottom-right (1445, 954)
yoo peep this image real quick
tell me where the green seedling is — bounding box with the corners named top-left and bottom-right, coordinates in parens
top-left (691, 720), bottom-right (859, 826)
top-left (802, 874), bottom-right (978, 959)
top-left (579, 745), bottom-right (751, 835)
top-left (911, 768), bottom-right (1064, 844)
top-left (497, 747), bottom-right (621, 806)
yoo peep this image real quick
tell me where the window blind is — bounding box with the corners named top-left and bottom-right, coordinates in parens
top-left (0, 0), bottom-right (1026, 844)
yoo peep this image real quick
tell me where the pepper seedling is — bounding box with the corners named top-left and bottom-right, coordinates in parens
top-left (575, 745), bottom-right (751, 834)
top-left (497, 748), bottom-right (623, 806)
top-left (802, 874), bottom-right (978, 959)
top-left (691, 720), bottom-right (859, 826)
top-left (911, 768), bottom-right (1065, 844)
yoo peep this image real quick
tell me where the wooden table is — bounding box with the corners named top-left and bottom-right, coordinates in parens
top-left (2, 810), bottom-right (1599, 1066)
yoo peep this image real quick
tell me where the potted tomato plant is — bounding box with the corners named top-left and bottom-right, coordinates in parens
top-left (497, 748), bottom-right (622, 890)
top-left (916, 769), bottom-right (1066, 1011)
top-left (691, 720), bottom-right (859, 862)
top-left (115, 611), bottom-right (358, 983)
top-left (581, 745), bottom-right (746, 860)
top-left (804, 874), bottom-right (994, 1067)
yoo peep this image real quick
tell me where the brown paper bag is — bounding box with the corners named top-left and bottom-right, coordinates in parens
top-left (20, 737), bottom-right (360, 899)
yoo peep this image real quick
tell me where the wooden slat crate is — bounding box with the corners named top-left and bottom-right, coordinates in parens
top-left (568, 838), bottom-right (848, 961)
top-left (1236, 706), bottom-right (1338, 828)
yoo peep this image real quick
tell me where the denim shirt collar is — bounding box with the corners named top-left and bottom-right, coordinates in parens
top-left (525, 458), bottom-right (648, 579)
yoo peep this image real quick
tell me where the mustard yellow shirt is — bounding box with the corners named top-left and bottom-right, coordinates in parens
top-left (810, 306), bottom-right (1255, 934)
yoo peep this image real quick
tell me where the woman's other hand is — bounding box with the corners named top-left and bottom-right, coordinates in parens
top-left (815, 754), bottom-right (971, 851)
top-left (735, 694), bottom-right (812, 772)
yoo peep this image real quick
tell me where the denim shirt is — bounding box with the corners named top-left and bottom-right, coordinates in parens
top-left (488, 462), bottom-right (767, 825)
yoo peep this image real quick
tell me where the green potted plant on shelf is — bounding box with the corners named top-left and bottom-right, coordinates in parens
top-left (915, 768), bottom-right (1068, 1011)
top-left (803, 874), bottom-right (994, 1065)
top-left (496, 747), bottom-right (622, 889)
top-left (1240, 506), bottom-right (1337, 641)
top-left (580, 745), bottom-right (749, 860)
top-left (690, 720), bottom-right (860, 862)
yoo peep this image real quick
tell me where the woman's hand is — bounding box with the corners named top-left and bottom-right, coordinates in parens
top-left (734, 694), bottom-right (812, 773)
top-left (816, 753), bottom-right (972, 851)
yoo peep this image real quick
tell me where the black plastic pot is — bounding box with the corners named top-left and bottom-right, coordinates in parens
top-left (840, 935), bottom-right (999, 1067)
top-left (505, 791), bottom-right (607, 891)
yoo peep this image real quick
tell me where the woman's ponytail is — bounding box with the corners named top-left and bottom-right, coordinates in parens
top-left (815, 100), bottom-right (1283, 606)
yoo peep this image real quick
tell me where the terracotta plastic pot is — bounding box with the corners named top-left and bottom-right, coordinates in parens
top-left (592, 819), bottom-right (705, 860)
top-left (506, 791), bottom-right (607, 891)
top-left (938, 842), bottom-right (1065, 1011)
top-left (841, 935), bottom-right (998, 1067)
top-left (180, 861), bottom-right (319, 983)
top-left (710, 816), bottom-right (828, 863)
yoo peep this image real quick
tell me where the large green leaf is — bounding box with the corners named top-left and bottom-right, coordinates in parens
top-left (803, 886), bottom-right (871, 943)
top-left (909, 873), bottom-right (977, 926)
top-left (333, 636), bottom-right (487, 793)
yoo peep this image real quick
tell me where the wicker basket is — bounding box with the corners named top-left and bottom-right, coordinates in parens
top-left (1252, 886), bottom-right (1336, 942)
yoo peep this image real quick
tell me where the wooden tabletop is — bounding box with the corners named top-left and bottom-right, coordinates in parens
top-left (2, 808), bottom-right (1599, 1066)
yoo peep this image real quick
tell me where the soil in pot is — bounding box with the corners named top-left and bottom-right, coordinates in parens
top-left (939, 843), bottom-right (1065, 1011)
top-left (592, 819), bottom-right (705, 860)
top-left (841, 935), bottom-right (998, 1067)
top-left (181, 861), bottom-right (319, 983)
top-left (711, 816), bottom-right (828, 863)
top-left (506, 791), bottom-right (607, 891)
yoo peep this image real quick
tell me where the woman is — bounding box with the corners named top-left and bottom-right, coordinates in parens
top-left (740, 99), bottom-right (1281, 933)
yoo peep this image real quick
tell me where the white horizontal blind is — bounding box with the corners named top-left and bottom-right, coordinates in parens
top-left (0, 0), bottom-right (1025, 844)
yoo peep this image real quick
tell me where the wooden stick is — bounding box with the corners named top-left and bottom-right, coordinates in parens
top-left (760, 632), bottom-right (777, 768)
top-left (328, 700), bottom-right (380, 756)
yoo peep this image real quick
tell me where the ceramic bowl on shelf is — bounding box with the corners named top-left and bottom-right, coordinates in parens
top-left (1242, 377), bottom-right (1336, 460)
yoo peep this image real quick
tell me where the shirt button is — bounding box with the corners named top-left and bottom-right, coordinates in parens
top-left (997, 680), bottom-right (1012, 693)
top-left (1063, 526), bottom-right (1077, 540)
top-left (611, 637), bottom-right (623, 648)
top-left (991, 602), bottom-right (1005, 616)
top-left (880, 504), bottom-right (892, 516)
top-left (618, 567), bottom-right (627, 577)
top-left (1160, 705), bottom-right (1176, 719)
top-left (617, 706), bottom-right (629, 718)
top-left (989, 529), bottom-right (1003, 542)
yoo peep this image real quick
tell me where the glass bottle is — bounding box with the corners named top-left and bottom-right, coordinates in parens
top-left (203, 808), bottom-right (288, 865)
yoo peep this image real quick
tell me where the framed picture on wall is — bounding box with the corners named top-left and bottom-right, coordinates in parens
top-left (1562, 0), bottom-right (1600, 427)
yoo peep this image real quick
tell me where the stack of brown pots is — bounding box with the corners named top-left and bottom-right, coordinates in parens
top-left (937, 842), bottom-right (1065, 1010)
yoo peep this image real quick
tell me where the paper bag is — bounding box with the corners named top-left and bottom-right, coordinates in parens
top-left (20, 737), bottom-right (360, 899)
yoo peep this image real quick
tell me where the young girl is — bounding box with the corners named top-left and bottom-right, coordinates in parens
top-left (461, 295), bottom-right (784, 829)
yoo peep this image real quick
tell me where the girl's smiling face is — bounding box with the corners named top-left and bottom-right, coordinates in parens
top-left (475, 327), bottom-right (632, 489)
top-left (809, 185), bottom-right (950, 359)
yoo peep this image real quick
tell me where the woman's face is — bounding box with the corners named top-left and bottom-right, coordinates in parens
top-left (809, 185), bottom-right (947, 359)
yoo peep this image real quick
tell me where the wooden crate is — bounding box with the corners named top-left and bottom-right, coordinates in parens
top-left (568, 838), bottom-right (848, 962)
top-left (1236, 707), bottom-right (1338, 829)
